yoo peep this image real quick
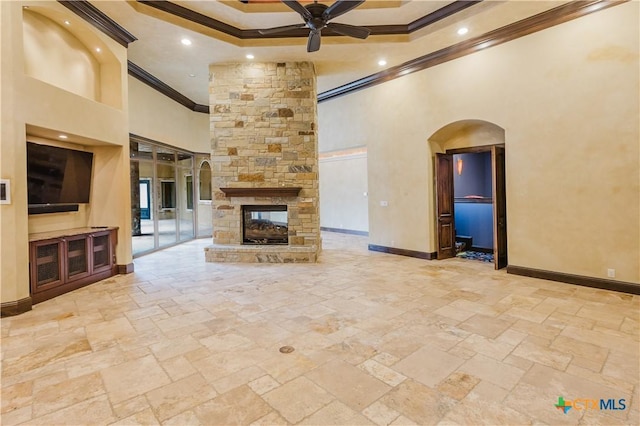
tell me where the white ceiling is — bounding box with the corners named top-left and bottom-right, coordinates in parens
top-left (83, 1), bottom-right (569, 106)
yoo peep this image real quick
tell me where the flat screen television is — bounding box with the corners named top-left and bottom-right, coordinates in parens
top-left (27, 142), bottom-right (93, 213)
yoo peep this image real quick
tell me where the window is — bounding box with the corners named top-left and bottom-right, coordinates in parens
top-left (186, 175), bottom-right (193, 210)
top-left (161, 180), bottom-right (176, 209)
top-left (199, 161), bottom-right (212, 201)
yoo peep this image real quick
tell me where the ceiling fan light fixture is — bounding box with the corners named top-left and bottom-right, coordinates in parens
top-left (259, 0), bottom-right (369, 52)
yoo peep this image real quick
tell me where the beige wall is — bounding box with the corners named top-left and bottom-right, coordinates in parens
top-left (1, 2), bottom-right (132, 306)
top-left (23, 10), bottom-right (100, 102)
top-left (128, 77), bottom-right (210, 154)
top-left (319, 151), bottom-right (369, 233)
top-left (318, 3), bottom-right (639, 283)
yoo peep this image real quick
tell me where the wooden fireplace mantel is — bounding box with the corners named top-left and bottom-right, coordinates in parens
top-left (219, 187), bottom-right (302, 198)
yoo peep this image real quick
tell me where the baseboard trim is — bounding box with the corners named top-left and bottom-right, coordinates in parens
top-left (1, 297), bottom-right (33, 317)
top-left (118, 263), bottom-right (135, 274)
top-left (507, 265), bottom-right (640, 295)
top-left (321, 227), bottom-right (369, 237)
top-left (368, 244), bottom-right (437, 260)
top-left (471, 246), bottom-right (493, 254)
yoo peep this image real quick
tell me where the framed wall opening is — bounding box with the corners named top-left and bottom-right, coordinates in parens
top-left (129, 136), bottom-right (208, 257)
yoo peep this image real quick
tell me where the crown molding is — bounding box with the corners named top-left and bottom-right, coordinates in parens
top-left (58, 0), bottom-right (137, 47)
top-left (128, 61), bottom-right (210, 114)
top-left (135, 0), bottom-right (482, 39)
top-left (318, 0), bottom-right (626, 103)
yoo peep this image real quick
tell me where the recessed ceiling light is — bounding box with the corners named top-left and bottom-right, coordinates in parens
top-left (378, 59), bottom-right (387, 66)
top-left (457, 27), bottom-right (469, 35)
top-left (59, 134), bottom-right (68, 139)
top-left (188, 73), bottom-right (196, 77)
top-left (181, 38), bottom-right (192, 46)
top-left (246, 54), bottom-right (255, 60)
top-left (64, 20), bottom-right (71, 25)
top-left (95, 47), bottom-right (101, 53)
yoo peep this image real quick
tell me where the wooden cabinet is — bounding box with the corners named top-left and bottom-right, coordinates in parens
top-left (29, 228), bottom-right (118, 304)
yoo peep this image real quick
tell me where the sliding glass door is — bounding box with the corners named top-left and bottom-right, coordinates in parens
top-left (130, 139), bottom-right (199, 256)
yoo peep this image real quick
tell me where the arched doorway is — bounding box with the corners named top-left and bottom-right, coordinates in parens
top-left (428, 120), bottom-right (507, 269)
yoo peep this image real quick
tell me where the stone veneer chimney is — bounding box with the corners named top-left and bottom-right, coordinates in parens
top-left (204, 62), bottom-right (321, 263)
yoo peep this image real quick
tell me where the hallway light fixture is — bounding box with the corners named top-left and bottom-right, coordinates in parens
top-left (457, 157), bottom-right (463, 175)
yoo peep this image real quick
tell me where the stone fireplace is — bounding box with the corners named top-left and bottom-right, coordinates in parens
top-left (204, 62), bottom-right (321, 263)
top-left (242, 205), bottom-right (288, 245)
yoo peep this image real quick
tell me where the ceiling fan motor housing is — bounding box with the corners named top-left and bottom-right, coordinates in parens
top-left (305, 3), bottom-right (329, 30)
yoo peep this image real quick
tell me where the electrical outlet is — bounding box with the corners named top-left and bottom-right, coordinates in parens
top-left (607, 268), bottom-right (615, 278)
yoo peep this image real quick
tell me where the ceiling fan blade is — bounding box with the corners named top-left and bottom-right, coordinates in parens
top-left (327, 22), bottom-right (370, 39)
top-left (307, 30), bottom-right (321, 52)
top-left (258, 23), bottom-right (307, 35)
top-left (282, 0), bottom-right (313, 20)
top-left (323, 0), bottom-right (365, 20)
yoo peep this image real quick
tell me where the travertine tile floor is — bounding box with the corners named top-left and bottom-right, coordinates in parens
top-left (2, 232), bottom-right (638, 425)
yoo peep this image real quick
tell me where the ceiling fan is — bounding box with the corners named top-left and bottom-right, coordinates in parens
top-left (258, 0), bottom-right (371, 52)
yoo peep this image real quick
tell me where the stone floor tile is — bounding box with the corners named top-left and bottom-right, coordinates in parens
top-left (464, 380), bottom-right (509, 403)
top-left (28, 395), bottom-right (116, 425)
top-left (503, 353), bottom-right (535, 371)
top-left (299, 400), bottom-right (373, 425)
top-left (31, 372), bottom-right (104, 418)
top-left (100, 354), bottom-right (171, 404)
top-left (306, 359), bottom-right (391, 411)
top-left (262, 376), bottom-right (334, 423)
top-left (457, 333), bottom-right (516, 360)
top-left (0, 404), bottom-right (32, 425)
top-left (458, 353), bottom-right (525, 391)
top-left (1, 233), bottom-right (637, 426)
top-left (85, 317), bottom-right (137, 350)
top-left (248, 374), bottom-right (281, 395)
top-left (371, 352), bottom-right (400, 367)
top-left (433, 305), bottom-right (476, 322)
top-left (362, 401), bottom-right (401, 426)
top-left (109, 407), bottom-right (160, 425)
top-left (162, 410), bottom-right (202, 426)
top-left (602, 350), bottom-right (639, 384)
top-left (394, 344), bottom-right (465, 388)
top-left (258, 350), bottom-right (318, 383)
top-left (381, 379), bottom-right (456, 425)
top-left (250, 410), bottom-right (289, 426)
top-left (513, 363), bottom-right (632, 424)
top-left (512, 340), bottom-right (572, 371)
top-left (145, 373), bottom-right (217, 421)
top-left (389, 415), bottom-right (420, 425)
top-left (1, 380), bottom-right (32, 416)
top-left (149, 335), bottom-right (204, 361)
top-left (193, 385), bottom-right (271, 425)
top-left (358, 359), bottom-right (407, 387)
top-left (111, 395), bottom-right (150, 420)
top-left (458, 314), bottom-right (514, 339)
top-left (436, 371), bottom-right (481, 400)
top-left (442, 398), bottom-right (534, 425)
top-left (212, 365), bottom-right (266, 394)
top-left (160, 355), bottom-right (197, 381)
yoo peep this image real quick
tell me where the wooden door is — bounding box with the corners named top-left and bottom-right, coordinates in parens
top-left (436, 153), bottom-right (455, 259)
top-left (492, 146), bottom-right (508, 269)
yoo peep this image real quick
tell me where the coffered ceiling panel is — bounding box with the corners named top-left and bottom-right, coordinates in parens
top-left (77, 0), bottom-right (577, 105)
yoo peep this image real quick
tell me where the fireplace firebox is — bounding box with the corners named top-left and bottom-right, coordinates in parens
top-left (242, 205), bottom-right (288, 245)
